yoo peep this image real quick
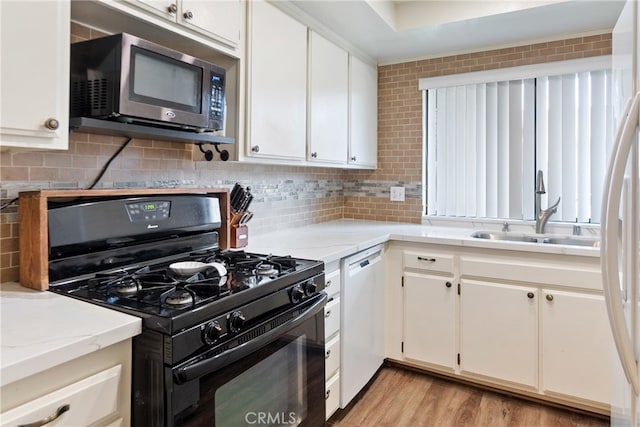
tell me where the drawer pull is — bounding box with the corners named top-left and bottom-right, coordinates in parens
top-left (325, 349), bottom-right (331, 359)
top-left (527, 292), bottom-right (535, 299)
top-left (325, 390), bottom-right (331, 400)
top-left (18, 403), bottom-right (70, 427)
top-left (326, 280), bottom-right (332, 288)
top-left (546, 294), bottom-right (554, 302)
top-left (325, 310), bottom-right (331, 318)
top-left (445, 281), bottom-right (452, 288)
top-left (417, 256), bottom-right (436, 262)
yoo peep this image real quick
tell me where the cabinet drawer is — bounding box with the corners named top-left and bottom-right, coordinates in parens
top-left (325, 335), bottom-right (340, 380)
top-left (403, 251), bottom-right (454, 274)
top-left (460, 256), bottom-right (601, 290)
top-left (325, 373), bottom-right (340, 420)
top-left (1, 365), bottom-right (122, 427)
top-left (325, 298), bottom-right (340, 340)
top-left (324, 268), bottom-right (341, 300)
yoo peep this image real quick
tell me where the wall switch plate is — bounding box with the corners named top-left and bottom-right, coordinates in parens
top-left (390, 186), bottom-right (405, 202)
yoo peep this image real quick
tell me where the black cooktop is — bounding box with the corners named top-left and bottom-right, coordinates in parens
top-left (50, 249), bottom-right (324, 334)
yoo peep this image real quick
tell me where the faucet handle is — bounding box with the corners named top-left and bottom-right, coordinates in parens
top-left (536, 170), bottom-right (546, 194)
top-left (549, 196), bottom-right (561, 211)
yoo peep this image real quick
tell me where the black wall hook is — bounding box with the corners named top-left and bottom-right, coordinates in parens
top-left (214, 143), bottom-right (230, 161)
top-left (196, 143), bottom-right (229, 161)
top-left (197, 143), bottom-right (214, 161)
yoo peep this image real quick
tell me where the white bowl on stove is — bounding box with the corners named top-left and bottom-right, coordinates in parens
top-left (169, 261), bottom-right (227, 276)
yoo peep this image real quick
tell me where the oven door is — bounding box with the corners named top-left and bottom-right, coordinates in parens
top-left (169, 293), bottom-right (327, 427)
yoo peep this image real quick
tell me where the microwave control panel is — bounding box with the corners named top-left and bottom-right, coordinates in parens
top-left (209, 70), bottom-right (225, 130)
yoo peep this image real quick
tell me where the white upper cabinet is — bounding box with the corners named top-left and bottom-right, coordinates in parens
top-left (349, 55), bottom-right (377, 168)
top-left (308, 31), bottom-right (348, 164)
top-left (0, 1), bottom-right (70, 150)
top-left (246, 0), bottom-right (307, 161)
top-left (122, 0), bottom-right (241, 47)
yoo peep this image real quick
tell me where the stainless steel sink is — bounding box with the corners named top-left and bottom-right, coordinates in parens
top-left (544, 237), bottom-right (600, 248)
top-left (470, 231), bottom-right (540, 243)
top-left (470, 231), bottom-right (600, 247)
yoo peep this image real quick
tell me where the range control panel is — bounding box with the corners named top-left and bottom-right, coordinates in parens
top-left (126, 200), bottom-right (171, 222)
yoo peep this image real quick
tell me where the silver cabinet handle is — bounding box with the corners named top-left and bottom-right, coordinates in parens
top-left (251, 145), bottom-right (260, 153)
top-left (325, 390), bottom-right (331, 400)
top-left (183, 10), bottom-right (194, 19)
top-left (18, 404), bottom-right (70, 427)
top-left (44, 118), bottom-right (59, 130)
top-left (311, 152), bottom-right (318, 158)
top-left (350, 156), bottom-right (357, 162)
top-left (325, 280), bottom-right (332, 288)
top-left (325, 310), bottom-right (331, 318)
top-left (167, 3), bottom-right (177, 14)
top-left (325, 349), bottom-right (331, 359)
top-left (417, 256), bottom-right (436, 262)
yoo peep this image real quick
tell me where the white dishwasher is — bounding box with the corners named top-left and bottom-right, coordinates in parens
top-left (340, 244), bottom-right (385, 408)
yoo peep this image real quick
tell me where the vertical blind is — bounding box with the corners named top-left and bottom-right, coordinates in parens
top-left (425, 68), bottom-right (611, 223)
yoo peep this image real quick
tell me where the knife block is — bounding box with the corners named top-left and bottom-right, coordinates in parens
top-left (231, 224), bottom-right (248, 248)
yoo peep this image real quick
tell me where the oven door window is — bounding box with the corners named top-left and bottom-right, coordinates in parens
top-left (216, 334), bottom-right (307, 426)
top-left (172, 306), bottom-right (325, 427)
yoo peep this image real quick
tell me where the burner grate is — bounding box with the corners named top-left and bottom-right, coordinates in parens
top-left (87, 265), bottom-right (227, 310)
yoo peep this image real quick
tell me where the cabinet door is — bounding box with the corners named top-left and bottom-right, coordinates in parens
top-left (0, 1), bottom-right (69, 150)
top-left (308, 31), bottom-right (348, 164)
top-left (348, 55), bottom-right (377, 168)
top-left (541, 290), bottom-right (612, 404)
top-left (180, 0), bottom-right (241, 46)
top-left (122, 0), bottom-right (177, 18)
top-left (403, 272), bottom-right (456, 371)
top-left (460, 280), bottom-right (538, 388)
top-left (247, 1), bottom-right (306, 161)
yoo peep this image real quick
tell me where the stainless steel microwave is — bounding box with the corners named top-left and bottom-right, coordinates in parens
top-left (70, 33), bottom-right (225, 133)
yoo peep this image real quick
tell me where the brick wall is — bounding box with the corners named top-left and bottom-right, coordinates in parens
top-left (343, 34), bottom-right (612, 223)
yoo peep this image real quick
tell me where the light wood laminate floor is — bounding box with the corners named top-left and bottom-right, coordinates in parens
top-left (328, 366), bottom-right (609, 427)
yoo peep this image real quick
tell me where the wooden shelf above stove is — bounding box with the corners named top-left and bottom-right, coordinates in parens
top-left (18, 188), bottom-right (231, 291)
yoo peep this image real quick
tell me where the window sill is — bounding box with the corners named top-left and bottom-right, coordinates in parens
top-left (420, 216), bottom-right (600, 238)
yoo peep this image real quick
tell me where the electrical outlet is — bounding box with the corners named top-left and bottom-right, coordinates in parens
top-left (390, 186), bottom-right (405, 202)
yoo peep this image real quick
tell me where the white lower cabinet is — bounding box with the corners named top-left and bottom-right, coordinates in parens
top-left (0, 365), bottom-right (122, 427)
top-left (387, 242), bottom-right (610, 414)
top-left (0, 340), bottom-right (132, 427)
top-left (541, 289), bottom-right (612, 405)
top-left (323, 263), bottom-right (341, 420)
top-left (459, 280), bottom-right (538, 389)
top-left (403, 272), bottom-right (456, 371)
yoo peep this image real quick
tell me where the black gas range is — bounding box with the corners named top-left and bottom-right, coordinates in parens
top-left (45, 193), bottom-right (327, 426)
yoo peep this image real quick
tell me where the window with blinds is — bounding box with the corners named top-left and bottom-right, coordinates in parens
top-left (422, 57), bottom-right (612, 223)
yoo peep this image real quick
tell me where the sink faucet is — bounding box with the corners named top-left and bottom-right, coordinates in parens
top-left (535, 170), bottom-right (560, 234)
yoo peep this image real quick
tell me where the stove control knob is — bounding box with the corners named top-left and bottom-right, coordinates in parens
top-left (290, 286), bottom-right (305, 303)
top-left (203, 321), bottom-right (223, 344)
top-left (229, 311), bottom-right (246, 333)
top-left (303, 280), bottom-right (317, 296)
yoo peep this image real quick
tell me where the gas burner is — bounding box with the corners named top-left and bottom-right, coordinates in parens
top-left (256, 263), bottom-right (278, 276)
top-left (112, 280), bottom-right (140, 296)
top-left (164, 290), bottom-right (195, 307)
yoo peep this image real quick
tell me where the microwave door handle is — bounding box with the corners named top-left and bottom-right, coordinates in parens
top-left (173, 293), bottom-right (327, 384)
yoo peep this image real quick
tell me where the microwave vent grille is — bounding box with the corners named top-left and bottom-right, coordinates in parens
top-left (71, 79), bottom-right (108, 116)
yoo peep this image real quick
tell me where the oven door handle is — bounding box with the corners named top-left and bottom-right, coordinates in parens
top-left (173, 293), bottom-right (327, 384)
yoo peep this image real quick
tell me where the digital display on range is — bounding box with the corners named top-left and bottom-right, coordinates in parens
top-left (125, 200), bottom-right (171, 222)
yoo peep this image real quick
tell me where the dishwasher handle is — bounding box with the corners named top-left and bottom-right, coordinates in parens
top-left (346, 248), bottom-right (383, 275)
